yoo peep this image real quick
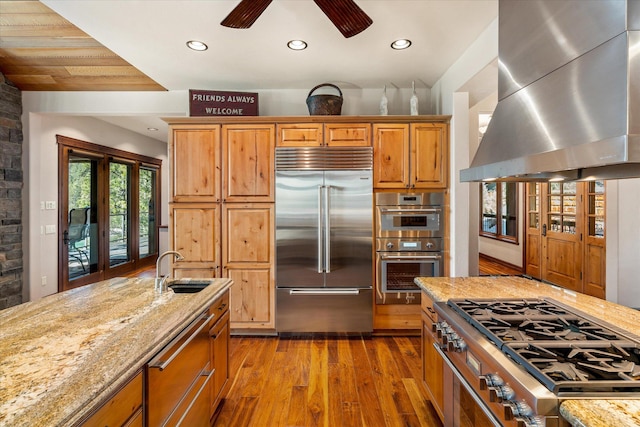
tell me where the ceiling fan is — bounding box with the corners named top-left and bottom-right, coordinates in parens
top-left (220, 0), bottom-right (373, 38)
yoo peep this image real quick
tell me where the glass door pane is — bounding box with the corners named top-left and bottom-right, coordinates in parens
top-left (66, 153), bottom-right (100, 284)
top-left (139, 167), bottom-right (157, 258)
top-left (109, 162), bottom-right (132, 267)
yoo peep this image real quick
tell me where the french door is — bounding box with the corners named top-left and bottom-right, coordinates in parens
top-left (58, 136), bottom-right (161, 291)
top-left (525, 181), bottom-right (606, 298)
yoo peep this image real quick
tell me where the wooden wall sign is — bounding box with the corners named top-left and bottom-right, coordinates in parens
top-left (189, 89), bottom-right (259, 116)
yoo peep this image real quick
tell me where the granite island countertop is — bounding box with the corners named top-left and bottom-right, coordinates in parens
top-left (0, 277), bottom-right (232, 427)
top-left (415, 276), bottom-right (640, 427)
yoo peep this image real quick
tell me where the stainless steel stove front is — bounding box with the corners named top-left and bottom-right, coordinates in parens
top-left (433, 302), bottom-right (560, 427)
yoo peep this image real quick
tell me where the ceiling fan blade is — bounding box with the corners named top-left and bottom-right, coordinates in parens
top-left (313, 0), bottom-right (373, 38)
top-left (220, 0), bottom-right (273, 29)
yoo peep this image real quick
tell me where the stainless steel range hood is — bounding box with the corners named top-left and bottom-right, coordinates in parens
top-left (461, 0), bottom-right (640, 182)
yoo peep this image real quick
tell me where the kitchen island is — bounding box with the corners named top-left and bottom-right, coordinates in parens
top-left (0, 276), bottom-right (232, 427)
top-left (415, 276), bottom-right (640, 427)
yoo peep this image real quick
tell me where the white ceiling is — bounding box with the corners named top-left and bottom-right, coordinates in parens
top-left (40, 0), bottom-right (498, 140)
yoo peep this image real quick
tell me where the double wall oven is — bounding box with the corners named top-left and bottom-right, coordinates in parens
top-left (375, 192), bottom-right (444, 305)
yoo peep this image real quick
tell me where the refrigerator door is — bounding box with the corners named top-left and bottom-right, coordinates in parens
top-left (275, 170), bottom-right (324, 288)
top-left (325, 170), bottom-right (373, 288)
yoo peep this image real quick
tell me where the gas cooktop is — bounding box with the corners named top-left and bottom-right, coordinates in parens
top-left (446, 298), bottom-right (640, 394)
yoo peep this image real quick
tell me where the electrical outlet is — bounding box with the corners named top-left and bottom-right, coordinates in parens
top-left (41, 276), bottom-right (47, 286)
top-left (45, 201), bottom-right (56, 210)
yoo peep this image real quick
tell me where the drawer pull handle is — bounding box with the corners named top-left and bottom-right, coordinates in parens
top-left (148, 312), bottom-right (213, 371)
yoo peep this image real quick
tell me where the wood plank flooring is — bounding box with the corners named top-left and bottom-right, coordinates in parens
top-left (213, 335), bottom-right (443, 427)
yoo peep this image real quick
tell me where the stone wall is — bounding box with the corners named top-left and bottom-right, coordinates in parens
top-left (0, 72), bottom-right (23, 309)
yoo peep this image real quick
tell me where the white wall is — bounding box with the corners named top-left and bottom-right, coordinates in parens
top-left (469, 94), bottom-right (524, 269)
top-left (22, 112), bottom-right (169, 301)
top-left (430, 18), bottom-right (499, 277)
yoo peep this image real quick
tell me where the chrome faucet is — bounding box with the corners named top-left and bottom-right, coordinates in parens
top-left (155, 250), bottom-right (184, 292)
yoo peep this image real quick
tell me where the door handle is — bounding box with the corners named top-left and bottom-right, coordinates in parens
top-left (542, 224), bottom-right (547, 236)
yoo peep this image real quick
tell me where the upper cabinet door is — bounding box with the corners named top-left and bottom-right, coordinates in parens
top-left (411, 123), bottom-right (448, 189)
top-left (223, 124), bottom-right (275, 202)
top-left (170, 125), bottom-right (221, 202)
top-left (373, 124), bottom-right (410, 188)
top-left (276, 123), bottom-right (323, 146)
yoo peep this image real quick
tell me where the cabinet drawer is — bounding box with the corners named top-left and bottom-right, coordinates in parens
top-left (147, 311), bottom-right (211, 427)
top-left (421, 293), bottom-right (438, 322)
top-left (325, 123), bottom-right (371, 146)
top-left (164, 364), bottom-right (213, 427)
top-left (277, 123), bottom-right (323, 146)
top-left (81, 371), bottom-right (142, 427)
top-left (209, 292), bottom-right (229, 318)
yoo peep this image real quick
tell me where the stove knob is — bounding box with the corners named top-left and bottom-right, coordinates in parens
top-left (448, 336), bottom-right (467, 352)
top-left (426, 242), bottom-right (434, 249)
top-left (519, 415), bottom-right (545, 427)
top-left (386, 242), bottom-right (394, 249)
top-left (489, 384), bottom-right (513, 403)
top-left (436, 321), bottom-right (449, 338)
top-left (509, 400), bottom-right (533, 418)
top-left (483, 373), bottom-right (504, 388)
top-left (495, 385), bottom-right (515, 402)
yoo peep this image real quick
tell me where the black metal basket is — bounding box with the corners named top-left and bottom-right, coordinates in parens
top-left (306, 83), bottom-right (343, 115)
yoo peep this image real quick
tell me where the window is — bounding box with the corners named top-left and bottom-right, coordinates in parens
top-left (480, 181), bottom-right (518, 243)
top-left (58, 135), bottom-right (162, 290)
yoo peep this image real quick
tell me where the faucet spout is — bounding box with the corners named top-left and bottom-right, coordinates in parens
top-left (155, 250), bottom-right (184, 292)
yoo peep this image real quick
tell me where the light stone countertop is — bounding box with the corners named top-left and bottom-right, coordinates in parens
top-left (415, 276), bottom-right (640, 427)
top-left (0, 277), bottom-right (232, 427)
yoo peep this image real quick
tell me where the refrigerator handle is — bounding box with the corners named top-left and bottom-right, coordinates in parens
top-left (324, 185), bottom-right (331, 273)
top-left (317, 185), bottom-right (324, 273)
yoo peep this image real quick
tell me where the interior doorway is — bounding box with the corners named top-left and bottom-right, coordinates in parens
top-left (525, 181), bottom-right (606, 298)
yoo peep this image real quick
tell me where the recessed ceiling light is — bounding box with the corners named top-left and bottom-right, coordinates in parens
top-left (391, 39), bottom-right (412, 50)
top-left (287, 40), bottom-right (308, 50)
top-left (147, 127), bottom-right (158, 132)
top-left (186, 40), bottom-right (208, 51)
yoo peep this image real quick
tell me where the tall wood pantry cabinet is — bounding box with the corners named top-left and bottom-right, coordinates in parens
top-left (166, 116), bottom-right (450, 334)
top-left (169, 120), bottom-right (275, 331)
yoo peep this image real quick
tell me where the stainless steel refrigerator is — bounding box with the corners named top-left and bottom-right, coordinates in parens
top-left (275, 147), bottom-right (373, 333)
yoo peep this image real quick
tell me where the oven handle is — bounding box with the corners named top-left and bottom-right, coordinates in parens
top-left (378, 207), bottom-right (442, 214)
top-left (433, 344), bottom-right (503, 427)
top-left (379, 254), bottom-right (442, 260)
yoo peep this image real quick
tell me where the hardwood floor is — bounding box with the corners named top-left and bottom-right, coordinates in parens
top-left (213, 335), bottom-right (443, 427)
top-left (478, 254), bottom-right (523, 276)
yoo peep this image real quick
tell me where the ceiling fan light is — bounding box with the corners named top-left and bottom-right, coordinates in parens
top-left (287, 40), bottom-right (308, 50)
top-left (186, 40), bottom-right (208, 51)
top-left (391, 39), bottom-right (412, 50)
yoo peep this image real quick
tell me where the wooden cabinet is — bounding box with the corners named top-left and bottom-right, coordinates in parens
top-left (167, 117), bottom-right (449, 334)
top-left (170, 125), bottom-right (220, 202)
top-left (79, 371), bottom-right (143, 427)
top-left (373, 122), bottom-right (448, 189)
top-left (170, 203), bottom-right (220, 278)
top-left (209, 292), bottom-right (230, 420)
top-left (222, 124), bottom-right (275, 202)
top-left (223, 203), bottom-right (275, 330)
top-left (421, 293), bottom-right (444, 422)
top-left (147, 311), bottom-right (212, 427)
top-left (277, 123), bottom-right (370, 146)
top-left (277, 123), bottom-right (323, 146)
top-left (373, 123), bottom-right (409, 188)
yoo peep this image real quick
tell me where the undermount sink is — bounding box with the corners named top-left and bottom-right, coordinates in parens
top-left (167, 281), bottom-right (212, 293)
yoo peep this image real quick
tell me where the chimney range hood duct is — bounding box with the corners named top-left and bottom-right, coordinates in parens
top-left (461, 0), bottom-right (640, 182)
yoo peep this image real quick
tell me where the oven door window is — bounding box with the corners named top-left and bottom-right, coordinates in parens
top-left (381, 257), bottom-right (439, 292)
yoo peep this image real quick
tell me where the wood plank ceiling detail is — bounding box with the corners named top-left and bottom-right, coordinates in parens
top-left (0, 0), bottom-right (166, 91)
